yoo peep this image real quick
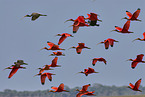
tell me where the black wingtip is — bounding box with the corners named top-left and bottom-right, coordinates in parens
top-left (92, 64), bottom-right (95, 66)
top-left (132, 67), bottom-right (135, 69)
top-left (42, 83), bottom-right (44, 85)
top-left (73, 31), bottom-right (77, 33)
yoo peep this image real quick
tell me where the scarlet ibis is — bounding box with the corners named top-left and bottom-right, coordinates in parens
top-left (133, 32), bottom-right (145, 41)
top-left (34, 73), bottom-right (55, 85)
top-left (37, 65), bottom-right (54, 74)
top-left (24, 13), bottom-right (47, 21)
top-left (49, 51), bottom-right (65, 56)
top-left (4, 65), bottom-right (26, 79)
top-left (127, 54), bottom-right (145, 69)
top-left (76, 84), bottom-right (95, 97)
top-left (92, 57), bottom-right (107, 66)
top-left (111, 20), bottom-right (133, 33)
top-left (97, 38), bottom-right (118, 49)
top-left (85, 12), bottom-right (102, 26)
top-left (122, 8), bottom-right (141, 21)
top-left (40, 41), bottom-right (65, 51)
top-left (56, 33), bottom-right (74, 45)
top-left (65, 16), bottom-right (89, 33)
top-left (78, 67), bottom-right (99, 76)
top-left (128, 78), bottom-right (142, 92)
top-left (46, 57), bottom-right (61, 67)
top-left (49, 83), bottom-right (69, 92)
top-left (69, 43), bottom-right (91, 54)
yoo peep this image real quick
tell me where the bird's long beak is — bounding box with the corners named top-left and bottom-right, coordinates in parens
top-left (68, 25), bottom-right (73, 28)
top-left (110, 30), bottom-right (116, 32)
top-left (39, 48), bottom-right (44, 51)
top-left (64, 20), bottom-right (71, 23)
top-left (94, 72), bottom-right (99, 73)
top-left (132, 39), bottom-right (138, 42)
top-left (68, 47), bottom-right (72, 50)
top-left (115, 40), bottom-right (119, 42)
top-left (96, 42), bottom-right (102, 45)
top-left (20, 16), bottom-right (26, 20)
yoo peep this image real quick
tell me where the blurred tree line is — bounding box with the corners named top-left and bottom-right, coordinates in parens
top-left (0, 83), bottom-right (145, 97)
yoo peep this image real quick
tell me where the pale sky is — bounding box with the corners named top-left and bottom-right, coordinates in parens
top-left (0, 0), bottom-right (145, 91)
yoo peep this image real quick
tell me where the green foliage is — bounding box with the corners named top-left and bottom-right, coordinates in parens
top-left (0, 84), bottom-right (145, 97)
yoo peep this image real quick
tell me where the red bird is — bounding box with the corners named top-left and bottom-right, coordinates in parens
top-left (97, 38), bottom-right (118, 49)
top-left (78, 67), bottom-right (99, 76)
top-left (128, 78), bottom-right (142, 92)
top-left (122, 8), bottom-right (141, 21)
top-left (37, 65), bottom-right (54, 74)
top-left (47, 57), bottom-right (61, 67)
top-left (34, 73), bottom-right (55, 85)
top-left (92, 57), bottom-right (107, 66)
top-left (49, 51), bottom-right (65, 56)
top-left (65, 16), bottom-right (89, 33)
top-left (40, 41), bottom-right (65, 51)
top-left (127, 54), bottom-right (145, 69)
top-left (69, 43), bottom-right (91, 54)
top-left (111, 20), bottom-right (133, 33)
top-left (49, 83), bottom-right (69, 92)
top-left (133, 32), bottom-right (145, 41)
top-left (4, 65), bottom-right (26, 79)
top-left (56, 33), bottom-right (74, 45)
top-left (85, 12), bottom-right (102, 26)
top-left (76, 84), bottom-right (95, 97)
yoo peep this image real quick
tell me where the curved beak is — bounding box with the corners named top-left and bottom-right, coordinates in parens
top-left (110, 30), bottom-right (116, 32)
top-left (132, 39), bottom-right (138, 42)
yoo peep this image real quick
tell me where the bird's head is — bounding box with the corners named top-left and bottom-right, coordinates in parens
top-left (40, 47), bottom-right (47, 50)
top-left (121, 17), bottom-right (128, 20)
top-left (24, 15), bottom-right (31, 17)
top-left (56, 34), bottom-right (62, 36)
top-left (132, 38), bottom-right (141, 42)
top-left (68, 46), bottom-right (76, 50)
top-left (64, 19), bottom-right (74, 23)
top-left (126, 59), bottom-right (133, 61)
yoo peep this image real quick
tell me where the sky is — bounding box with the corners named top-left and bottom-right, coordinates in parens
top-left (0, 0), bottom-right (145, 91)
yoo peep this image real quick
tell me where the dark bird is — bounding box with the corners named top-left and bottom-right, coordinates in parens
top-left (24, 13), bottom-right (47, 21)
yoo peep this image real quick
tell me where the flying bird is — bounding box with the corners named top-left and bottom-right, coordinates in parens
top-left (85, 12), bottom-right (102, 26)
top-left (49, 83), bottom-right (69, 92)
top-left (127, 54), bottom-right (145, 69)
top-left (46, 57), bottom-right (61, 67)
top-left (76, 84), bottom-right (95, 97)
top-left (34, 73), bottom-right (55, 85)
top-left (4, 65), bottom-right (26, 79)
top-left (78, 67), bottom-right (99, 76)
top-left (56, 33), bottom-right (74, 45)
top-left (92, 57), bottom-right (107, 66)
top-left (128, 78), bottom-right (142, 92)
top-left (133, 32), bottom-right (145, 42)
top-left (122, 8), bottom-right (141, 21)
top-left (13, 60), bottom-right (28, 67)
top-left (40, 41), bottom-right (65, 51)
top-left (111, 20), bottom-right (133, 33)
top-left (97, 38), bottom-right (118, 49)
top-left (69, 43), bottom-right (91, 54)
top-left (65, 16), bottom-right (89, 33)
top-left (23, 13), bottom-right (47, 21)
top-left (49, 51), bottom-right (65, 56)
top-left (37, 65), bottom-right (54, 74)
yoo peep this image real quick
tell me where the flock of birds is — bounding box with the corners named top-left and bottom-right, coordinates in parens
top-left (3, 8), bottom-right (145, 97)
